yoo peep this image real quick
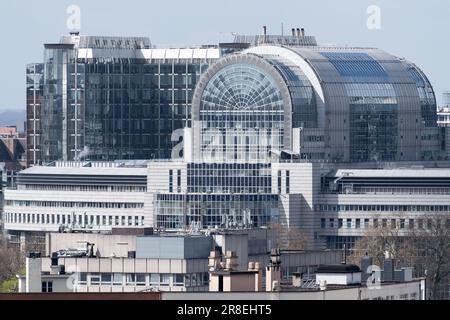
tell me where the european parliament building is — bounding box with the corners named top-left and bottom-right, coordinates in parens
top-left (15, 29), bottom-right (450, 298)
top-left (26, 34), bottom-right (220, 165)
top-left (27, 30), bottom-right (443, 165)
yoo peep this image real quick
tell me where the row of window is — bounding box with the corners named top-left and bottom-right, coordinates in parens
top-left (6, 200), bottom-right (143, 209)
top-left (20, 184), bottom-right (146, 192)
top-left (370, 292), bottom-right (418, 300)
top-left (320, 217), bottom-right (450, 230)
top-left (277, 170), bottom-right (290, 194)
top-left (332, 187), bottom-right (450, 195)
top-left (186, 164), bottom-right (273, 194)
top-left (4, 212), bottom-right (145, 227)
top-left (168, 169), bottom-right (182, 193)
top-left (316, 204), bottom-right (450, 212)
top-left (77, 272), bottom-right (209, 287)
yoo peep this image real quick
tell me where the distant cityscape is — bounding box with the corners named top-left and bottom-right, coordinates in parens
top-left (1, 27), bottom-right (450, 301)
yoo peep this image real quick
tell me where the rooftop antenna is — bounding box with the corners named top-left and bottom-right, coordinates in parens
top-left (262, 25), bottom-right (267, 44)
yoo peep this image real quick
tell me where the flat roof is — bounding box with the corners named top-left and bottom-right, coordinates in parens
top-left (333, 168), bottom-right (450, 178)
top-left (20, 166), bottom-right (147, 176)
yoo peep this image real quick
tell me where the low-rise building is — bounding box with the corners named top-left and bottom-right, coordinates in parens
top-left (17, 229), bottom-right (343, 293)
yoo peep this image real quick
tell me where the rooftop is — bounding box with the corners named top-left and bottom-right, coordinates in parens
top-left (316, 264), bottom-right (361, 274)
top-left (332, 167), bottom-right (450, 178)
top-left (19, 166), bottom-right (147, 176)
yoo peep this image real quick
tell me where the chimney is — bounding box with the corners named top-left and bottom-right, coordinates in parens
top-left (263, 26), bottom-right (267, 36)
top-left (291, 28), bottom-right (295, 37)
top-left (301, 28), bottom-right (305, 37)
top-left (319, 279), bottom-right (327, 291)
top-left (224, 250), bottom-right (238, 271)
top-left (208, 250), bottom-right (222, 271)
top-left (292, 273), bottom-right (303, 287)
top-left (25, 252), bottom-right (42, 293)
top-left (296, 28), bottom-right (301, 38)
top-left (248, 262), bottom-right (263, 291)
top-left (265, 249), bottom-right (282, 291)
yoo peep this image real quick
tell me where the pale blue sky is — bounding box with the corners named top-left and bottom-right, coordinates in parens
top-left (0, 0), bottom-right (448, 111)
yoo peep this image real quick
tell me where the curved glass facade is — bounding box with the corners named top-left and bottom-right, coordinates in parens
top-left (318, 52), bottom-right (399, 161)
top-left (196, 45), bottom-right (441, 163)
top-left (198, 62), bottom-right (286, 162)
top-left (266, 58), bottom-right (317, 128)
top-left (402, 61), bottom-right (437, 127)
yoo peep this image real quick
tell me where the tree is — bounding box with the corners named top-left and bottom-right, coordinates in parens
top-left (411, 213), bottom-right (450, 300)
top-left (348, 213), bottom-right (417, 268)
top-left (348, 213), bottom-right (450, 300)
top-left (0, 244), bottom-right (23, 284)
top-left (267, 222), bottom-right (309, 250)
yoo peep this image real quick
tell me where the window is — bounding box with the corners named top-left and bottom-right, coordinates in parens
top-left (391, 219), bottom-right (396, 229)
top-left (160, 274), bottom-right (170, 286)
top-left (355, 219), bottom-right (360, 229)
top-left (286, 171), bottom-right (290, 194)
top-left (418, 219), bottom-right (424, 229)
top-left (338, 219), bottom-right (343, 229)
top-left (373, 219), bottom-right (379, 228)
top-left (382, 219), bottom-right (387, 228)
top-left (136, 273), bottom-right (146, 286)
top-left (126, 273), bottom-right (136, 285)
top-left (101, 273), bottom-right (112, 285)
top-left (191, 273), bottom-right (198, 286)
top-left (90, 273), bottom-right (101, 285)
top-left (321, 218), bottom-right (326, 229)
top-left (173, 274), bottom-right (184, 286)
top-left (364, 219), bottom-right (369, 228)
top-left (400, 219), bottom-right (405, 229)
top-left (177, 169), bottom-right (181, 192)
top-left (427, 219), bottom-right (432, 230)
top-left (41, 281), bottom-right (53, 293)
top-left (329, 218), bottom-right (335, 228)
top-left (149, 273), bottom-right (159, 286)
top-left (78, 272), bottom-right (87, 285)
top-left (113, 273), bottom-right (123, 285)
top-left (169, 170), bottom-right (173, 192)
top-left (203, 273), bottom-right (209, 286)
top-left (409, 219), bottom-right (414, 229)
top-left (277, 170), bottom-right (282, 194)
top-left (346, 218), bottom-right (352, 228)
top-left (399, 294), bottom-right (408, 300)
top-left (184, 274), bottom-right (191, 287)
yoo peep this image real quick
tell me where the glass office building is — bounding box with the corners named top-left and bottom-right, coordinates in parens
top-left (192, 45), bottom-right (441, 163)
top-left (26, 63), bottom-right (44, 166)
top-left (34, 35), bottom-right (219, 163)
top-left (31, 33), bottom-right (441, 164)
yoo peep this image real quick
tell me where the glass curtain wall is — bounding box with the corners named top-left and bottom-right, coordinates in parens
top-left (199, 63), bottom-right (285, 162)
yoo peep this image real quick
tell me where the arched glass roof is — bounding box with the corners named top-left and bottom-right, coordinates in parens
top-left (200, 63), bottom-right (284, 112)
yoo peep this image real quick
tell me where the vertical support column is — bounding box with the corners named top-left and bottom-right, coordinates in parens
top-left (62, 51), bottom-right (68, 161)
